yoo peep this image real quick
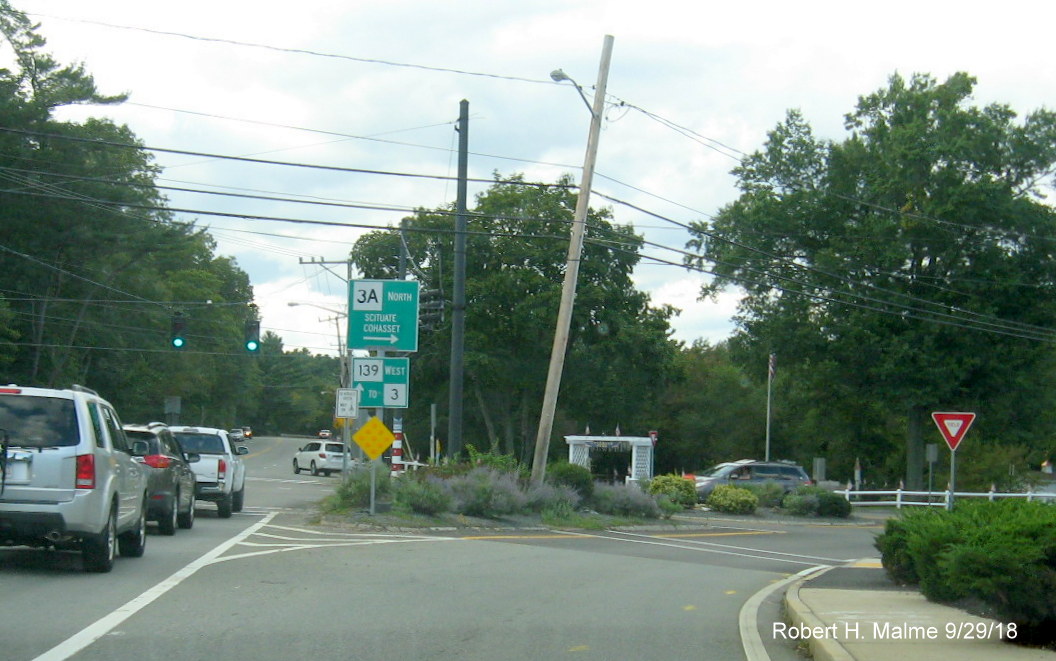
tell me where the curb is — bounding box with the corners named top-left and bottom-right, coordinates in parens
top-left (783, 566), bottom-right (857, 661)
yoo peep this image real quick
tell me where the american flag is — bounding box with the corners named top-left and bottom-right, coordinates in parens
top-left (768, 353), bottom-right (776, 381)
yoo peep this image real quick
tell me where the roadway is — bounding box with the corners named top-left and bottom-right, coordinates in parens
top-left (0, 435), bottom-right (882, 661)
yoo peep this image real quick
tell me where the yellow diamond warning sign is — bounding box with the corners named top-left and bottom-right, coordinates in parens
top-left (353, 416), bottom-right (395, 461)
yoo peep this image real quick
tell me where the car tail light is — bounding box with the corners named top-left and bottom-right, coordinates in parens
top-left (319, 453), bottom-right (327, 458)
top-left (143, 454), bottom-right (172, 469)
top-left (217, 458), bottom-right (227, 481)
top-left (0, 387), bottom-right (22, 394)
top-left (76, 454), bottom-right (96, 489)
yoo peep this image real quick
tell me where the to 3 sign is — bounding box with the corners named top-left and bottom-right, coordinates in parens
top-left (352, 357), bottom-right (409, 409)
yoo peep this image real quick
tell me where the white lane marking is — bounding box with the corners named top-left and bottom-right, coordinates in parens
top-left (739, 565), bottom-right (829, 661)
top-left (31, 512), bottom-right (277, 661)
top-left (553, 529), bottom-right (838, 567)
top-left (610, 529), bottom-right (856, 563)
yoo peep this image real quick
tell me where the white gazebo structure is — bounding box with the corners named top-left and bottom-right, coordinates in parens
top-left (564, 433), bottom-right (657, 484)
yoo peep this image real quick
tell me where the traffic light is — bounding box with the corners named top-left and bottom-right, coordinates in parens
top-left (244, 319), bottom-right (261, 352)
top-left (419, 288), bottom-right (444, 331)
top-left (170, 313), bottom-right (187, 349)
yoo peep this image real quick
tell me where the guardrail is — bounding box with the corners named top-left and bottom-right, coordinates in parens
top-left (838, 486), bottom-right (1056, 509)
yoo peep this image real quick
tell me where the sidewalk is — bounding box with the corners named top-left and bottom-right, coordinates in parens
top-left (783, 560), bottom-right (1055, 660)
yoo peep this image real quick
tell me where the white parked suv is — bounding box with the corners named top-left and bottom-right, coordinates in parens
top-left (0, 384), bottom-right (150, 572)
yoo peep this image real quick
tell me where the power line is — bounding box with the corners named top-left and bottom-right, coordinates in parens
top-left (24, 12), bottom-right (552, 85)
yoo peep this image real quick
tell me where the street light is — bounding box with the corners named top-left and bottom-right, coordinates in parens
top-left (549, 69), bottom-right (594, 115)
top-left (530, 35), bottom-right (615, 486)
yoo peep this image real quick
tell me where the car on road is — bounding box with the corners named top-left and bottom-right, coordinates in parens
top-left (170, 426), bottom-right (248, 518)
top-left (695, 459), bottom-right (812, 501)
top-left (318, 429), bottom-right (332, 439)
top-left (228, 428), bottom-right (245, 442)
top-left (241, 426), bottom-right (253, 439)
top-left (0, 384), bottom-right (150, 572)
top-left (293, 441), bottom-right (349, 476)
top-left (123, 422), bottom-right (199, 535)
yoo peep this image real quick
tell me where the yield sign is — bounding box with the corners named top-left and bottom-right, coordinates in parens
top-left (931, 412), bottom-right (976, 451)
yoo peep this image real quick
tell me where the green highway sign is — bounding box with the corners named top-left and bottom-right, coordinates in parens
top-left (352, 357), bottom-right (409, 409)
top-left (347, 279), bottom-right (419, 351)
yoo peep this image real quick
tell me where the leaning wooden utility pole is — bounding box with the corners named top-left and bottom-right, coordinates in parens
top-left (530, 35), bottom-right (614, 486)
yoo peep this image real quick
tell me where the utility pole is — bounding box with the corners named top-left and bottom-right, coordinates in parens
top-left (448, 100), bottom-right (469, 459)
top-left (530, 35), bottom-right (614, 485)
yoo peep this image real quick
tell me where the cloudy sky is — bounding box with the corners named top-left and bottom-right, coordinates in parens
top-left (13, 0), bottom-right (1056, 355)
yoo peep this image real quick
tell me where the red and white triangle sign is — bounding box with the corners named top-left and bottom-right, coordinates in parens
top-left (931, 412), bottom-right (976, 451)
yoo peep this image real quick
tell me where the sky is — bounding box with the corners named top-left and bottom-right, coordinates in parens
top-left (10, 0), bottom-right (1056, 356)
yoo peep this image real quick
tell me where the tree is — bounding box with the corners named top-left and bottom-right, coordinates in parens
top-left (687, 73), bottom-right (1056, 488)
top-left (349, 174), bottom-right (677, 463)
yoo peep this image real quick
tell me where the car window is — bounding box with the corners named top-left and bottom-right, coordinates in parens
top-left (0, 395), bottom-right (78, 447)
top-left (101, 406), bottom-right (128, 452)
top-left (325, 443), bottom-right (345, 453)
top-left (124, 430), bottom-right (159, 454)
top-left (703, 463), bottom-right (734, 477)
top-left (173, 432), bottom-right (226, 454)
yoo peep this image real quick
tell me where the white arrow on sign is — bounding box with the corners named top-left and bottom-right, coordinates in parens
top-left (363, 334), bottom-right (399, 344)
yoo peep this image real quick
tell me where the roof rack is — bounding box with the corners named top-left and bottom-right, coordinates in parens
top-left (70, 384), bottom-right (99, 396)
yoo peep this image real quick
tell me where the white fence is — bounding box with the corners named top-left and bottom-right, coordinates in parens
top-left (838, 486), bottom-right (1056, 509)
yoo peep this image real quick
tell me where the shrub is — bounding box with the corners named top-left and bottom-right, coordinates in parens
top-left (743, 481), bottom-right (785, 508)
top-left (525, 481), bottom-right (581, 513)
top-left (817, 490), bottom-right (852, 518)
top-left (655, 494), bottom-right (684, 519)
top-left (446, 468), bottom-right (526, 518)
top-left (466, 444), bottom-right (523, 475)
top-left (781, 492), bottom-right (819, 516)
top-left (392, 475), bottom-right (452, 515)
top-left (874, 516), bottom-right (919, 585)
top-left (591, 482), bottom-right (661, 518)
top-left (706, 484), bottom-right (758, 514)
top-left (546, 461), bottom-right (594, 500)
top-left (324, 466), bottom-right (389, 511)
top-left (873, 500), bottom-right (1056, 642)
top-left (647, 474), bottom-right (697, 509)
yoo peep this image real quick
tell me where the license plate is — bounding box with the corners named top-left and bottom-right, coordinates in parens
top-left (5, 453), bottom-right (31, 481)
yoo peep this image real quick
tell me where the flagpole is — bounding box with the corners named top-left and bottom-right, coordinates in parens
top-left (765, 354), bottom-right (774, 461)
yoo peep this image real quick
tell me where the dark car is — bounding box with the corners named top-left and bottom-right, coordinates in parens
top-left (695, 459), bottom-right (812, 501)
top-left (124, 422), bottom-right (199, 535)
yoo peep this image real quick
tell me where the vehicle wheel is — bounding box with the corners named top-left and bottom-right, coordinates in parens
top-left (311, 461), bottom-right (319, 476)
top-left (217, 493), bottom-right (233, 518)
top-left (292, 459), bottom-right (300, 474)
top-left (82, 505), bottom-right (117, 573)
top-left (178, 492), bottom-right (195, 529)
top-left (323, 470), bottom-right (331, 477)
top-left (119, 497), bottom-right (148, 558)
top-left (232, 485), bottom-right (245, 512)
top-left (158, 490), bottom-right (178, 536)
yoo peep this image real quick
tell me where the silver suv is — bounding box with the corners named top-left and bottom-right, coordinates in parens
top-left (0, 384), bottom-right (149, 572)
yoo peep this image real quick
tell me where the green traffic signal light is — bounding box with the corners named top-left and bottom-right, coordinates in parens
top-left (244, 319), bottom-right (261, 353)
top-left (170, 313), bottom-right (187, 350)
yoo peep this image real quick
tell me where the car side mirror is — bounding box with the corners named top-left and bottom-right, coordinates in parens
top-left (185, 452), bottom-right (201, 463)
top-left (236, 446), bottom-right (249, 455)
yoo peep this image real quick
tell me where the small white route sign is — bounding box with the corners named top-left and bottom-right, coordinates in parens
top-left (335, 388), bottom-right (360, 419)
